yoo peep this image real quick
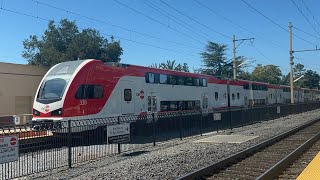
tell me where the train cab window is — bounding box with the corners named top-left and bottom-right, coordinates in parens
top-left (215, 92), bottom-right (218, 101)
top-left (124, 89), bottom-right (132, 101)
top-left (237, 93), bottom-right (240, 100)
top-left (160, 74), bottom-right (167, 84)
top-left (75, 85), bottom-right (104, 99)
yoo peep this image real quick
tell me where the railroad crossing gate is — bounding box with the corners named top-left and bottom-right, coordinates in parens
top-left (0, 135), bottom-right (19, 164)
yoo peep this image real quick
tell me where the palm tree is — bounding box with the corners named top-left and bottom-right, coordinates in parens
top-left (160, 60), bottom-right (177, 70)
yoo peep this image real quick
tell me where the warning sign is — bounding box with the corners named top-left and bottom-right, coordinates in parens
top-left (0, 135), bottom-right (19, 164)
top-left (107, 123), bottom-right (130, 144)
top-left (213, 113), bottom-right (222, 121)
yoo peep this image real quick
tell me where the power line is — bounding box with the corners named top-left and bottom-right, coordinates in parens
top-left (290, 0), bottom-right (320, 37)
top-left (0, 4), bottom-right (198, 57)
top-left (113, 0), bottom-right (206, 45)
top-left (32, 0), bottom-right (199, 49)
top-left (241, 0), bottom-right (317, 46)
top-left (159, 0), bottom-right (231, 40)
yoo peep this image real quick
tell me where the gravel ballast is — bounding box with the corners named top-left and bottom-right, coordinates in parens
top-left (28, 109), bottom-right (320, 180)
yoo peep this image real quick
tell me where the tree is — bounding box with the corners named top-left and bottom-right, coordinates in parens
top-left (199, 41), bottom-right (247, 78)
top-left (160, 60), bottom-right (178, 70)
top-left (303, 70), bottom-right (320, 89)
top-left (22, 19), bottom-right (123, 67)
top-left (149, 60), bottom-right (190, 72)
top-left (200, 42), bottom-right (228, 77)
top-left (251, 64), bottom-right (282, 84)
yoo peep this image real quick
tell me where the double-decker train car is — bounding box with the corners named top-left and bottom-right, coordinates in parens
top-left (32, 59), bottom-right (320, 125)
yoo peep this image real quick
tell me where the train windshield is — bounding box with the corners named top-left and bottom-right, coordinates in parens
top-left (37, 75), bottom-right (71, 103)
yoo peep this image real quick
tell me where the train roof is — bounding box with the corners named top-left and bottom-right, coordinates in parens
top-left (75, 59), bottom-right (320, 92)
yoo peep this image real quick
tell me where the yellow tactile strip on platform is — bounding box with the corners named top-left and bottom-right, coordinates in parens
top-left (297, 151), bottom-right (320, 180)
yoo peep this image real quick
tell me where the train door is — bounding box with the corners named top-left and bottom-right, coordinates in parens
top-left (202, 93), bottom-right (208, 109)
top-left (121, 82), bottom-right (135, 115)
top-left (227, 83), bottom-right (230, 107)
top-left (147, 92), bottom-right (157, 113)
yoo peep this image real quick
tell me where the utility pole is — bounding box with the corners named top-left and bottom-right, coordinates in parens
top-left (288, 22), bottom-right (319, 104)
top-left (233, 35), bottom-right (236, 80)
top-left (233, 35), bottom-right (255, 80)
top-left (289, 22), bottom-right (294, 104)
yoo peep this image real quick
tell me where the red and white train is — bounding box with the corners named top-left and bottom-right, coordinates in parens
top-left (32, 59), bottom-right (320, 124)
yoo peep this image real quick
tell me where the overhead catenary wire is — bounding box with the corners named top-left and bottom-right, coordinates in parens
top-left (293, 26), bottom-right (319, 39)
top-left (32, 0), bottom-right (200, 49)
top-left (0, 4), bottom-right (198, 58)
top-left (159, 0), bottom-right (231, 40)
top-left (241, 0), bottom-right (317, 46)
top-left (301, 0), bottom-right (320, 29)
top-left (113, 0), bottom-right (207, 46)
top-left (193, 0), bottom-right (284, 50)
top-left (290, 0), bottom-right (320, 37)
top-left (144, 1), bottom-right (218, 43)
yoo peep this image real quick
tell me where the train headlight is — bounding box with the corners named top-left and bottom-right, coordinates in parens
top-left (51, 108), bottom-right (63, 116)
top-left (33, 109), bottom-right (40, 116)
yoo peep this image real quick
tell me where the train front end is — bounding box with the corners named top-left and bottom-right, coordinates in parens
top-left (32, 60), bottom-right (91, 130)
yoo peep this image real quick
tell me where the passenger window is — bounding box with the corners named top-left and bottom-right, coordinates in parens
top-left (193, 78), bottom-right (200, 86)
top-left (215, 92), bottom-right (218, 101)
top-left (75, 85), bottom-right (104, 99)
top-left (148, 73), bottom-right (155, 83)
top-left (168, 75), bottom-right (177, 85)
top-left (185, 77), bottom-right (193, 86)
top-left (160, 74), bottom-right (167, 84)
top-left (124, 89), bottom-right (132, 101)
top-left (203, 79), bottom-right (207, 87)
top-left (154, 73), bottom-right (160, 83)
top-left (177, 76), bottom-right (184, 85)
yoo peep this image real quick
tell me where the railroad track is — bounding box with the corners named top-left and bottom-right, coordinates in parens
top-left (178, 117), bottom-right (320, 180)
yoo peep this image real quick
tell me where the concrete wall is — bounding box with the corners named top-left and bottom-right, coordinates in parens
top-left (0, 62), bottom-right (48, 115)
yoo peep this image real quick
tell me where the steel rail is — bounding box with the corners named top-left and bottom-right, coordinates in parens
top-left (177, 117), bottom-right (320, 180)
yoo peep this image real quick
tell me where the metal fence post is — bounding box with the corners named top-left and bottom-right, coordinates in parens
top-left (117, 116), bottom-right (121, 154)
top-left (67, 120), bottom-right (72, 168)
top-left (152, 113), bottom-right (156, 146)
top-left (179, 112), bottom-right (182, 140)
top-left (200, 111), bottom-right (203, 136)
top-left (229, 108), bottom-right (232, 130)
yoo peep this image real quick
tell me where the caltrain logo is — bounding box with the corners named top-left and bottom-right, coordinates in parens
top-left (44, 105), bottom-right (50, 112)
top-left (136, 90), bottom-right (145, 99)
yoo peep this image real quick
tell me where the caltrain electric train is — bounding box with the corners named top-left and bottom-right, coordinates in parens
top-left (32, 59), bottom-right (320, 124)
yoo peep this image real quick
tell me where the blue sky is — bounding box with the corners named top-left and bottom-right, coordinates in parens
top-left (0, 0), bottom-right (320, 75)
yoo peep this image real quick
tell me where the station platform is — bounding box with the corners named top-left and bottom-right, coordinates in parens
top-left (297, 151), bottom-right (320, 180)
